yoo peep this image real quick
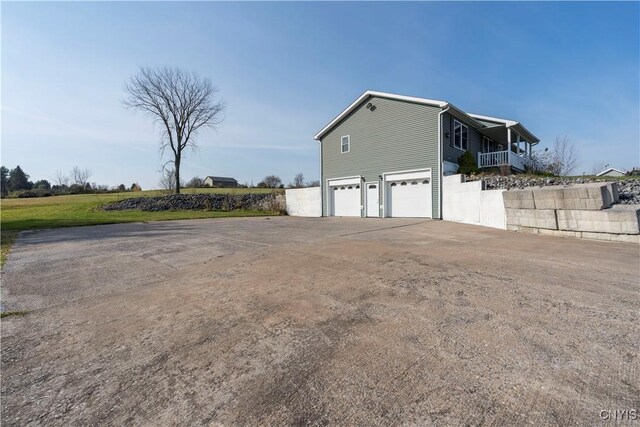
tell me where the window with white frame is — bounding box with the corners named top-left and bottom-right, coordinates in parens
top-left (482, 136), bottom-right (493, 153)
top-left (453, 119), bottom-right (468, 151)
top-left (341, 135), bottom-right (350, 153)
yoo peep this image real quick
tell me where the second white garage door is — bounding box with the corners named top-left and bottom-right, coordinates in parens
top-left (385, 170), bottom-right (432, 218)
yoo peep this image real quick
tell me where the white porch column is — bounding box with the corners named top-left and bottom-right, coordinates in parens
top-left (517, 135), bottom-right (522, 156)
top-left (507, 128), bottom-right (512, 152)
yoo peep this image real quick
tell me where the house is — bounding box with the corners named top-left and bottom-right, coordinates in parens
top-left (596, 167), bottom-right (626, 177)
top-left (313, 90), bottom-right (540, 218)
top-left (203, 176), bottom-right (238, 188)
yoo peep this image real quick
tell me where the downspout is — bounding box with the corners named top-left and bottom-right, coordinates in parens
top-left (437, 105), bottom-right (451, 220)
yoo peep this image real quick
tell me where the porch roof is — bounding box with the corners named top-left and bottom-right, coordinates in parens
top-left (478, 123), bottom-right (540, 145)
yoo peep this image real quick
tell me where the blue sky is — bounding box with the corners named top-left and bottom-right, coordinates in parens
top-left (2, 2), bottom-right (638, 189)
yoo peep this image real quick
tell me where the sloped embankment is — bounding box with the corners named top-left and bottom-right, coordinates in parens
top-left (466, 175), bottom-right (640, 205)
top-left (102, 193), bottom-right (285, 212)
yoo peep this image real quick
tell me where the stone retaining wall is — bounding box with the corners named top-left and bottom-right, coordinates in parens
top-left (103, 193), bottom-right (286, 213)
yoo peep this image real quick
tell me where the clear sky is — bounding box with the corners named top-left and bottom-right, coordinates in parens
top-left (2, 1), bottom-right (638, 189)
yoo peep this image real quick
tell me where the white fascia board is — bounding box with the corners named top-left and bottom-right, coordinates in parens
top-left (467, 113), bottom-right (518, 127)
top-left (468, 113), bottom-right (539, 144)
top-left (313, 90), bottom-right (447, 141)
top-left (446, 105), bottom-right (485, 129)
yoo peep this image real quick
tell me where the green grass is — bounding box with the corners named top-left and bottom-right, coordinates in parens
top-left (0, 310), bottom-right (28, 319)
top-left (0, 188), bottom-right (283, 266)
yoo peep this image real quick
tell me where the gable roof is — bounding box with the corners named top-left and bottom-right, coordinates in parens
top-left (313, 90), bottom-right (539, 144)
top-left (596, 167), bottom-right (626, 176)
top-left (314, 91), bottom-right (446, 140)
top-left (205, 176), bottom-right (237, 182)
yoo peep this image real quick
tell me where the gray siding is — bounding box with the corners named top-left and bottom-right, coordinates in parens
top-left (320, 96), bottom-right (441, 218)
top-left (441, 112), bottom-right (483, 165)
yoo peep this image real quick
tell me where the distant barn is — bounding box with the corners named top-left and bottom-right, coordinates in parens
top-left (203, 176), bottom-right (238, 188)
top-left (596, 167), bottom-right (626, 177)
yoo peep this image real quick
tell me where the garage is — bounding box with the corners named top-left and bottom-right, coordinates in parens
top-left (328, 177), bottom-right (361, 217)
top-left (385, 170), bottom-right (432, 218)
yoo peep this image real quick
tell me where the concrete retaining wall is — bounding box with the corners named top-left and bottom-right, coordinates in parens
top-left (285, 187), bottom-right (322, 217)
top-left (443, 174), bottom-right (506, 230)
top-left (504, 182), bottom-right (640, 243)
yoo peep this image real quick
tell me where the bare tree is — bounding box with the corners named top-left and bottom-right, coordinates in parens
top-left (186, 176), bottom-right (204, 188)
top-left (123, 67), bottom-right (225, 193)
top-left (550, 136), bottom-right (580, 176)
top-left (292, 173), bottom-right (305, 188)
top-left (259, 175), bottom-right (282, 188)
top-left (72, 166), bottom-right (92, 187)
top-left (159, 168), bottom-right (182, 191)
top-left (591, 162), bottom-right (608, 176)
top-left (53, 170), bottom-right (70, 187)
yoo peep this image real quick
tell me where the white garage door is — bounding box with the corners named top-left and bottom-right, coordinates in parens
top-left (329, 178), bottom-right (361, 217)
top-left (385, 170), bottom-right (432, 218)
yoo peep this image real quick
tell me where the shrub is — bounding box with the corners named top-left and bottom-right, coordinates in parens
top-left (457, 151), bottom-right (479, 175)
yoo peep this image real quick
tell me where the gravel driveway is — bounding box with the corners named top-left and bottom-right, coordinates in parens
top-left (1, 217), bottom-right (638, 426)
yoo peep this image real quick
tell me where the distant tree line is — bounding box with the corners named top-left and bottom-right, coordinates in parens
top-left (0, 165), bottom-right (141, 198)
top-left (176, 173), bottom-right (319, 190)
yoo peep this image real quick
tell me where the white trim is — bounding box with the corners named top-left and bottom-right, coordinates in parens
top-left (340, 135), bottom-right (350, 153)
top-left (325, 175), bottom-right (363, 217)
top-left (328, 176), bottom-right (360, 186)
top-left (437, 106), bottom-right (450, 220)
top-left (364, 181), bottom-right (380, 218)
top-left (381, 168), bottom-right (432, 218)
top-left (596, 167), bottom-right (626, 176)
top-left (452, 119), bottom-right (468, 151)
top-left (467, 113), bottom-right (518, 127)
top-left (314, 91), bottom-right (447, 140)
top-left (469, 113), bottom-right (539, 144)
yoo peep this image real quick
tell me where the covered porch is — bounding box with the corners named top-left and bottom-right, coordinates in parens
top-left (476, 123), bottom-right (538, 171)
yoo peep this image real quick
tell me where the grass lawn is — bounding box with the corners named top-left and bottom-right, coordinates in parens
top-left (0, 188), bottom-right (282, 267)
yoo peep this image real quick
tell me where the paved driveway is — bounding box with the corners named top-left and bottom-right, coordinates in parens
top-left (1, 217), bottom-right (638, 426)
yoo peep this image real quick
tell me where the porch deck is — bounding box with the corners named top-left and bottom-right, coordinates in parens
top-left (478, 150), bottom-right (531, 172)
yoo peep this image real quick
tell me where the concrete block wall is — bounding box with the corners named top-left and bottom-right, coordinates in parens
top-left (503, 190), bottom-right (535, 209)
top-left (285, 187), bottom-right (322, 217)
top-left (504, 182), bottom-right (639, 243)
top-left (505, 208), bottom-right (557, 230)
top-left (556, 205), bottom-right (640, 234)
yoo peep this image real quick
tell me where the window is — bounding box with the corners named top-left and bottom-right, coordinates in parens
top-left (341, 135), bottom-right (350, 153)
top-left (453, 119), bottom-right (468, 151)
top-left (482, 136), bottom-right (493, 153)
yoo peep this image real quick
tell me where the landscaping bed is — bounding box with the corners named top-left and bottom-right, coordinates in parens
top-left (465, 174), bottom-right (640, 204)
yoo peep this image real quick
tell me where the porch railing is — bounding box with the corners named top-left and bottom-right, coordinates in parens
top-left (478, 150), bottom-right (531, 171)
